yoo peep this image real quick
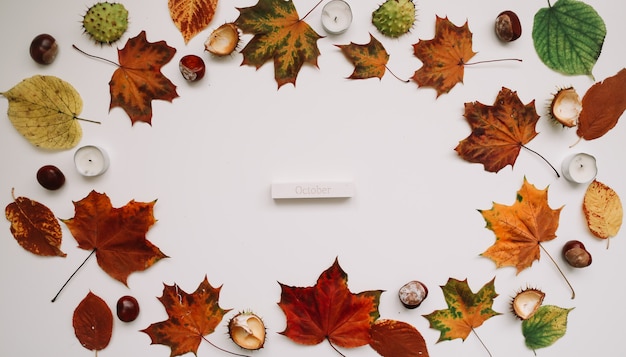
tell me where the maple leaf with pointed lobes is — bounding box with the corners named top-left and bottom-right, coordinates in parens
top-left (423, 277), bottom-right (500, 343)
top-left (278, 258), bottom-right (382, 349)
top-left (235, 0), bottom-right (322, 88)
top-left (109, 31), bottom-right (178, 125)
top-left (413, 16), bottom-right (476, 97)
top-left (455, 87), bottom-right (540, 173)
top-left (337, 34), bottom-right (389, 80)
top-left (62, 190), bottom-right (167, 285)
top-left (142, 276), bottom-right (231, 357)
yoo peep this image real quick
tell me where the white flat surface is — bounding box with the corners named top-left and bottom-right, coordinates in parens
top-left (0, 0), bottom-right (625, 356)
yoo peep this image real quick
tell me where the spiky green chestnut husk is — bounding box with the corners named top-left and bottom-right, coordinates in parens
top-left (82, 2), bottom-right (128, 45)
top-left (372, 0), bottom-right (416, 38)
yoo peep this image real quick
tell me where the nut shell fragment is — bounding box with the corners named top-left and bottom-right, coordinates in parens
top-left (205, 23), bottom-right (240, 56)
top-left (511, 288), bottom-right (545, 320)
top-left (228, 311), bottom-right (266, 350)
top-left (550, 87), bottom-right (582, 127)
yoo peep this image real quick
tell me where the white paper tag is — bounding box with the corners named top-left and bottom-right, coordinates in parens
top-left (271, 182), bottom-right (354, 199)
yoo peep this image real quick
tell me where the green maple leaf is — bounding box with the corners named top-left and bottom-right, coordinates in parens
top-left (423, 277), bottom-right (500, 342)
top-left (235, 0), bottom-right (322, 88)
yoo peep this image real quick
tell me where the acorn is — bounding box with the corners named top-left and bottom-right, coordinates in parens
top-left (510, 287), bottom-right (545, 320)
top-left (549, 87), bottom-right (582, 128)
top-left (398, 280), bottom-right (428, 309)
top-left (228, 311), bottom-right (266, 350)
top-left (205, 23), bottom-right (240, 56)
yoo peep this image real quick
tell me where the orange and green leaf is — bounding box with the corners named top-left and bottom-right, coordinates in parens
top-left (278, 258), bottom-right (382, 348)
top-left (234, 0), bottom-right (322, 88)
top-left (168, 0), bottom-right (218, 43)
top-left (142, 276), bottom-right (231, 357)
top-left (479, 178), bottom-right (562, 273)
top-left (423, 277), bottom-right (500, 342)
top-left (412, 16), bottom-right (476, 96)
top-left (337, 34), bottom-right (389, 80)
top-left (109, 31), bottom-right (178, 125)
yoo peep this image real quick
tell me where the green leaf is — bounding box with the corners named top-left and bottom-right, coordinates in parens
top-left (522, 305), bottom-right (573, 350)
top-left (532, 0), bottom-right (606, 76)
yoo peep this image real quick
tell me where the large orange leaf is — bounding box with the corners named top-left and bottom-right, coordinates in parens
top-left (168, 0), bottom-right (218, 43)
top-left (455, 87), bottom-right (540, 173)
top-left (61, 190), bottom-right (167, 285)
top-left (5, 189), bottom-right (65, 257)
top-left (109, 31), bottom-right (178, 125)
top-left (278, 258), bottom-right (382, 349)
top-left (337, 34), bottom-right (389, 80)
top-left (412, 16), bottom-right (476, 97)
top-left (73, 291), bottom-right (113, 353)
top-left (234, 0), bottom-right (322, 88)
top-left (142, 276), bottom-right (231, 357)
top-left (479, 178), bottom-right (562, 273)
top-left (423, 278), bottom-right (500, 343)
top-left (577, 68), bottom-right (626, 141)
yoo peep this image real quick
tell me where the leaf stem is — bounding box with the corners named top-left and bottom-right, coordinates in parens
top-left (72, 45), bottom-right (119, 67)
top-left (302, 0), bottom-right (325, 21)
top-left (327, 339), bottom-right (347, 357)
top-left (539, 243), bottom-right (575, 299)
top-left (385, 65), bottom-right (410, 83)
top-left (521, 144), bottom-right (560, 178)
top-left (464, 58), bottom-right (522, 66)
top-left (51, 249), bottom-right (96, 302)
top-left (201, 336), bottom-right (249, 357)
top-left (471, 327), bottom-right (493, 357)
top-left (75, 117), bottom-right (101, 125)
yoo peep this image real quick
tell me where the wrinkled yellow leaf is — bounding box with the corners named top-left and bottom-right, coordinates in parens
top-left (168, 0), bottom-right (218, 44)
top-left (583, 180), bottom-right (623, 246)
top-left (1, 75), bottom-right (83, 150)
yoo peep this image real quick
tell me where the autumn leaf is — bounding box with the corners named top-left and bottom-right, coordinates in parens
top-left (533, 0), bottom-right (606, 76)
top-left (522, 305), bottom-right (573, 351)
top-left (369, 319), bottom-right (429, 357)
top-left (73, 291), bottom-right (113, 352)
top-left (412, 16), bottom-right (476, 97)
top-left (278, 258), bottom-right (382, 349)
top-left (109, 31), bottom-right (178, 125)
top-left (479, 177), bottom-right (562, 273)
top-left (577, 68), bottom-right (626, 141)
top-left (0, 75), bottom-right (86, 149)
top-left (61, 190), bottom-right (167, 285)
top-left (5, 189), bottom-right (65, 257)
top-left (142, 276), bottom-right (231, 357)
top-left (168, 0), bottom-right (218, 43)
top-left (583, 180), bottom-right (623, 247)
top-left (337, 34), bottom-right (389, 80)
top-left (423, 277), bottom-right (500, 352)
top-left (234, 0), bottom-right (322, 88)
top-left (455, 87), bottom-right (542, 173)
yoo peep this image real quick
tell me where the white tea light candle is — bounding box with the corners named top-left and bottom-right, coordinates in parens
top-left (321, 0), bottom-right (352, 35)
top-left (561, 153), bottom-right (597, 183)
top-left (74, 145), bottom-right (109, 177)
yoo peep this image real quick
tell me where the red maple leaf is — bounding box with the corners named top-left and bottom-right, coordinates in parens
top-left (61, 190), bottom-right (167, 285)
top-left (142, 276), bottom-right (231, 357)
top-left (109, 30), bottom-right (178, 125)
top-left (278, 258), bottom-right (382, 349)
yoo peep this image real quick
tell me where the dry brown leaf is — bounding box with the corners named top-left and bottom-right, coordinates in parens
top-left (577, 68), bottom-right (626, 140)
top-left (583, 180), bottom-right (623, 247)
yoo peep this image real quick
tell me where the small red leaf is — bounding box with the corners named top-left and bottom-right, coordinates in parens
top-left (369, 319), bottom-right (429, 357)
top-left (73, 292), bottom-right (113, 352)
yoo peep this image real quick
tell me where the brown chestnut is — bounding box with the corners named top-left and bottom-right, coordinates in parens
top-left (562, 240), bottom-right (592, 268)
top-left (398, 280), bottom-right (428, 309)
top-left (495, 11), bottom-right (522, 42)
top-left (30, 34), bottom-right (58, 65)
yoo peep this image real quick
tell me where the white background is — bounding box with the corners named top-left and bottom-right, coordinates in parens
top-left (1, 0), bottom-right (624, 356)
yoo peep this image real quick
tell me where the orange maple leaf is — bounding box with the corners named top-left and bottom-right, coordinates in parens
top-left (109, 31), bottom-right (178, 125)
top-left (234, 0), bottom-right (322, 88)
top-left (455, 87), bottom-right (540, 173)
top-left (423, 278), bottom-right (500, 344)
top-left (142, 276), bottom-right (231, 357)
top-left (337, 34), bottom-right (389, 80)
top-left (479, 178), bottom-right (562, 273)
top-left (278, 258), bottom-right (382, 349)
top-left (412, 16), bottom-right (476, 96)
top-left (62, 190), bottom-right (167, 285)
top-left (168, 0), bottom-right (218, 43)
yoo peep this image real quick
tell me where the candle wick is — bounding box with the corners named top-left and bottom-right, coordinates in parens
top-left (334, 16), bottom-right (337, 22)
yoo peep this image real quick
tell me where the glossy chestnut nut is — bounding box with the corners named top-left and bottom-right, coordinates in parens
top-left (562, 240), bottom-right (592, 268)
top-left (398, 280), bottom-right (428, 309)
top-left (116, 295), bottom-right (140, 322)
top-left (30, 34), bottom-right (58, 64)
top-left (36, 165), bottom-right (65, 190)
top-left (495, 11), bottom-right (522, 42)
top-left (179, 54), bottom-right (206, 81)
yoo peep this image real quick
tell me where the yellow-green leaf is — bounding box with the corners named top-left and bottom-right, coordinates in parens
top-left (1, 75), bottom-right (83, 150)
top-left (522, 305), bottom-right (573, 351)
